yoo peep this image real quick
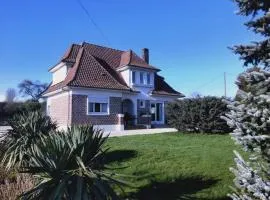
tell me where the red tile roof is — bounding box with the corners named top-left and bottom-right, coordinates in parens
top-left (43, 42), bottom-right (183, 97)
top-left (119, 50), bottom-right (159, 71)
top-left (152, 75), bottom-right (184, 97)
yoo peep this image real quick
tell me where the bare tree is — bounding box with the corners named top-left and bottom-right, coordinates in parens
top-left (5, 88), bottom-right (16, 102)
top-left (18, 80), bottom-right (48, 101)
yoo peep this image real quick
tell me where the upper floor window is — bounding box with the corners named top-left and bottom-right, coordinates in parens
top-left (140, 72), bottom-right (144, 84)
top-left (132, 71), bottom-right (136, 84)
top-left (147, 73), bottom-right (151, 85)
top-left (130, 70), bottom-right (152, 86)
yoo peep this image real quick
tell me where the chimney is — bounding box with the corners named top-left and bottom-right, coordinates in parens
top-left (142, 48), bottom-right (149, 64)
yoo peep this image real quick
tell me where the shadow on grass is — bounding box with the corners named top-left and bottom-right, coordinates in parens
top-left (126, 176), bottom-right (229, 200)
top-left (104, 149), bottom-right (137, 164)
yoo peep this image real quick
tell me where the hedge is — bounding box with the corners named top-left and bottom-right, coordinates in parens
top-left (166, 96), bottom-right (231, 134)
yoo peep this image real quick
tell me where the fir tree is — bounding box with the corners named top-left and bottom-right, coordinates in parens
top-left (223, 0), bottom-right (270, 199)
top-left (231, 0), bottom-right (270, 70)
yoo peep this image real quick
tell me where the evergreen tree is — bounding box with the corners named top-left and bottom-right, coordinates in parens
top-left (231, 0), bottom-right (270, 70)
top-left (223, 0), bottom-right (270, 199)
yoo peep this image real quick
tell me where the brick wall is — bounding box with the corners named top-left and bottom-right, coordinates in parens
top-left (49, 94), bottom-right (71, 126)
top-left (72, 95), bottom-right (123, 125)
top-left (109, 97), bottom-right (122, 114)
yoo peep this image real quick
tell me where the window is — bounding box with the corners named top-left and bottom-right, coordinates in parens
top-left (139, 100), bottom-right (145, 108)
top-left (140, 72), bottom-right (144, 84)
top-left (88, 98), bottom-right (108, 115)
top-left (147, 73), bottom-right (151, 85)
top-left (132, 71), bottom-right (136, 84)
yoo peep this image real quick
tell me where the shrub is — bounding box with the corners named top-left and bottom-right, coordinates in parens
top-left (21, 126), bottom-right (124, 199)
top-left (1, 111), bottom-right (57, 170)
top-left (0, 174), bottom-right (34, 200)
top-left (166, 96), bottom-right (231, 134)
top-left (0, 101), bottom-right (46, 125)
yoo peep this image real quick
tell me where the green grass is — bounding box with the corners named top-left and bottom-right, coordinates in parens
top-left (106, 133), bottom-right (241, 200)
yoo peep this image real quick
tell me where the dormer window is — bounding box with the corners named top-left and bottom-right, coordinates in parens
top-left (132, 71), bottom-right (136, 84)
top-left (147, 73), bottom-right (151, 85)
top-left (140, 72), bottom-right (144, 84)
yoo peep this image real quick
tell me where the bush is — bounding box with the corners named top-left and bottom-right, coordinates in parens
top-left (0, 174), bottom-right (34, 200)
top-left (1, 111), bottom-right (57, 169)
top-left (21, 126), bottom-right (124, 199)
top-left (166, 96), bottom-right (231, 134)
top-left (0, 101), bottom-right (46, 125)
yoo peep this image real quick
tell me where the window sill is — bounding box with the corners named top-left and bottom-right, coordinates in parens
top-left (131, 83), bottom-right (153, 88)
top-left (87, 112), bottom-right (109, 116)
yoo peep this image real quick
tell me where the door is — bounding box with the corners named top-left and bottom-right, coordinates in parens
top-left (151, 103), bottom-right (163, 124)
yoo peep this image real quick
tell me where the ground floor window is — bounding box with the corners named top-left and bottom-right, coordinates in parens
top-left (88, 98), bottom-right (108, 115)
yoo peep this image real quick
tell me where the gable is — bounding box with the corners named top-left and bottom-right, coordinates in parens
top-left (43, 42), bottom-right (184, 98)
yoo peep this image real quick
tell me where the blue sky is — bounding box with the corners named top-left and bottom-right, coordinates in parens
top-left (0, 0), bottom-right (258, 101)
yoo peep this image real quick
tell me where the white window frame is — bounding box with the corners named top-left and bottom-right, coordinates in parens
top-left (140, 72), bottom-right (144, 84)
top-left (147, 72), bottom-right (151, 85)
top-left (132, 71), bottom-right (136, 84)
top-left (87, 97), bottom-right (109, 115)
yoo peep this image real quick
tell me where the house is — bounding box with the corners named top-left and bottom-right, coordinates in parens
top-left (42, 42), bottom-right (184, 131)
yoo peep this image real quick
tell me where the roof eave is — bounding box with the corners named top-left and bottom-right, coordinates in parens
top-left (116, 65), bottom-right (160, 72)
top-left (151, 92), bottom-right (185, 98)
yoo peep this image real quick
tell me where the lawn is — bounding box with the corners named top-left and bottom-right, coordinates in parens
top-left (106, 133), bottom-right (240, 200)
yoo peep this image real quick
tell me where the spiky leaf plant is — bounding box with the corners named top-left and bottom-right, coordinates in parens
top-left (1, 111), bottom-right (57, 170)
top-left (21, 126), bottom-right (124, 200)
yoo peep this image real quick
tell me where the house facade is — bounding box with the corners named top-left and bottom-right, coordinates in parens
top-left (42, 42), bottom-right (184, 131)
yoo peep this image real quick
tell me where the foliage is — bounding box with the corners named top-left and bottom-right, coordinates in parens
top-left (231, 0), bottom-right (270, 69)
top-left (0, 174), bottom-right (34, 200)
top-left (225, 0), bottom-right (270, 199)
top-left (21, 126), bottom-right (124, 200)
top-left (1, 111), bottom-right (57, 170)
top-left (18, 79), bottom-right (47, 101)
top-left (166, 96), bottom-right (231, 134)
top-left (0, 101), bottom-right (46, 125)
top-left (222, 68), bottom-right (270, 199)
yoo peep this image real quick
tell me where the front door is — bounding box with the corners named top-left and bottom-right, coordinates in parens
top-left (151, 103), bottom-right (163, 124)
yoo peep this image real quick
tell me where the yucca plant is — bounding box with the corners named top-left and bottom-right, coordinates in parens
top-left (21, 126), bottom-right (125, 200)
top-left (1, 111), bottom-right (57, 170)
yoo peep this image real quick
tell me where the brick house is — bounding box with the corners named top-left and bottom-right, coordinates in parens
top-left (42, 42), bottom-right (184, 131)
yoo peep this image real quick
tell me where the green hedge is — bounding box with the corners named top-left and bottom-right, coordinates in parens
top-left (166, 96), bottom-right (231, 134)
top-left (0, 101), bottom-right (46, 125)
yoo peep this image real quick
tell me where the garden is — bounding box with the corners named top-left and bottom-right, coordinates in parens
top-left (1, 0), bottom-right (270, 199)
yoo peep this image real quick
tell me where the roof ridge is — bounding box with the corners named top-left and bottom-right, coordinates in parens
top-left (82, 48), bottom-right (130, 89)
top-left (66, 47), bottom-right (84, 85)
top-left (127, 50), bottom-right (132, 65)
top-left (82, 42), bottom-right (124, 53)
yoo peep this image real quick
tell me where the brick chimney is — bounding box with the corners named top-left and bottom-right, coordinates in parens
top-left (142, 48), bottom-right (149, 64)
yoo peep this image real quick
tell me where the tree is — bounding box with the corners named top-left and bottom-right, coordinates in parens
top-left (223, 68), bottom-right (270, 199)
top-left (231, 0), bottom-right (270, 70)
top-left (5, 88), bottom-right (16, 103)
top-left (222, 1), bottom-right (270, 199)
top-left (18, 80), bottom-right (47, 101)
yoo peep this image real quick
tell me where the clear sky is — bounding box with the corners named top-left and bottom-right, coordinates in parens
top-left (0, 0), bottom-right (258, 101)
